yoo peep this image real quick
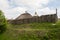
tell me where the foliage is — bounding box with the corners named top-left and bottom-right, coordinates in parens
top-left (0, 21), bottom-right (60, 40)
top-left (0, 10), bottom-right (7, 34)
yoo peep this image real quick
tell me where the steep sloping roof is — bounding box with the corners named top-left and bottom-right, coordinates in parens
top-left (16, 12), bottom-right (32, 19)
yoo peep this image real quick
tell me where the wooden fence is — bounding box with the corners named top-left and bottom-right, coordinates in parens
top-left (8, 14), bottom-right (58, 24)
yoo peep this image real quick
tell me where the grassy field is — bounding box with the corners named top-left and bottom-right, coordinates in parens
top-left (0, 21), bottom-right (60, 40)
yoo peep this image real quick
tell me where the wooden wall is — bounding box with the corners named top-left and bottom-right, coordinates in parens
top-left (8, 14), bottom-right (58, 24)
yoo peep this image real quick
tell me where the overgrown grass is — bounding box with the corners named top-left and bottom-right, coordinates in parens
top-left (0, 21), bottom-right (60, 40)
top-left (11, 22), bottom-right (59, 30)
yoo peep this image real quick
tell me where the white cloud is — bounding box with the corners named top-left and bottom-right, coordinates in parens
top-left (3, 0), bottom-right (50, 19)
top-left (0, 0), bottom-right (59, 19)
top-left (0, 0), bottom-right (9, 10)
top-left (4, 7), bottom-right (27, 19)
top-left (57, 8), bottom-right (60, 18)
top-left (40, 7), bottom-right (55, 15)
top-left (34, 7), bottom-right (55, 16)
top-left (10, 0), bottom-right (49, 9)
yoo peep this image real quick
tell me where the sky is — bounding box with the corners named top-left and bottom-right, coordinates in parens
top-left (0, 0), bottom-right (60, 19)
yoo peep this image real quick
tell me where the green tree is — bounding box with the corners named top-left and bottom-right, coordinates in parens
top-left (0, 10), bottom-right (7, 34)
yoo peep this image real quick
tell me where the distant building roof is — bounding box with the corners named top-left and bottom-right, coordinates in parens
top-left (16, 11), bottom-right (32, 19)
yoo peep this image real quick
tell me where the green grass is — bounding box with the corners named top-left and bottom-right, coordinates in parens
top-left (0, 21), bottom-right (60, 40)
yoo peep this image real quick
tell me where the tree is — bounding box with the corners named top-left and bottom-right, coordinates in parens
top-left (0, 10), bottom-right (7, 34)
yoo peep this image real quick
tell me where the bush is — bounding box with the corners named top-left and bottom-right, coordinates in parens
top-left (0, 10), bottom-right (7, 34)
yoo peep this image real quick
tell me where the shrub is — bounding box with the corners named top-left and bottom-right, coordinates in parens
top-left (0, 10), bottom-right (7, 34)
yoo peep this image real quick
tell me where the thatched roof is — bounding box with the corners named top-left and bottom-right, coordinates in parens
top-left (16, 12), bottom-right (32, 19)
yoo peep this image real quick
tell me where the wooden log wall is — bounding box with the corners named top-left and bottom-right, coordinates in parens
top-left (8, 14), bottom-right (58, 24)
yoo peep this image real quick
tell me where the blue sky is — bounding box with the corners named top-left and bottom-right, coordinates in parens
top-left (0, 0), bottom-right (60, 19)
